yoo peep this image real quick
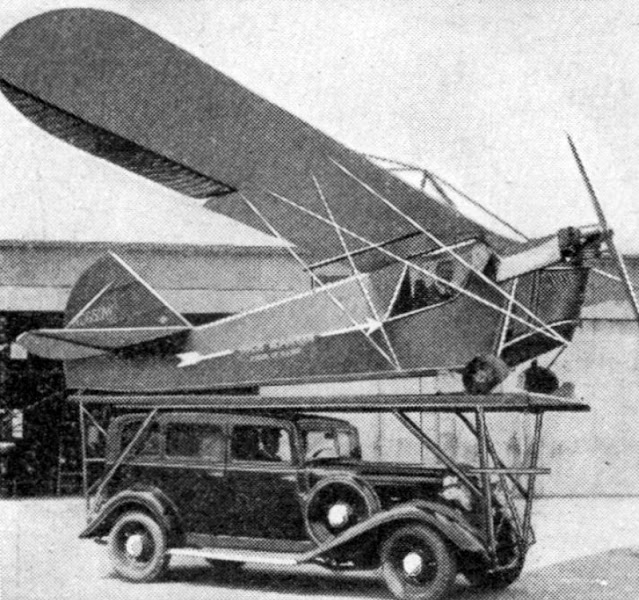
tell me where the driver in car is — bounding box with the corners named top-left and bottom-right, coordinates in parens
top-left (258, 428), bottom-right (282, 461)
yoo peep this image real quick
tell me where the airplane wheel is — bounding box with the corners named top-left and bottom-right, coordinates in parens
top-left (380, 524), bottom-right (456, 600)
top-left (108, 511), bottom-right (169, 582)
top-left (305, 477), bottom-right (380, 543)
top-left (462, 355), bottom-right (509, 394)
top-left (523, 360), bottom-right (559, 394)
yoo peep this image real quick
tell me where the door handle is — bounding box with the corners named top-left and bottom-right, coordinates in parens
top-left (206, 469), bottom-right (224, 478)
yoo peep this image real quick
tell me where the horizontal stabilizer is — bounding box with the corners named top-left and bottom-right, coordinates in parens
top-left (17, 326), bottom-right (190, 360)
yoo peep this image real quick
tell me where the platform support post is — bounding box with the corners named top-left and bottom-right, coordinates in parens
top-left (89, 409), bottom-right (158, 503)
top-left (79, 400), bottom-right (90, 517)
top-left (522, 412), bottom-right (543, 543)
top-left (476, 408), bottom-right (496, 557)
top-left (394, 410), bottom-right (482, 499)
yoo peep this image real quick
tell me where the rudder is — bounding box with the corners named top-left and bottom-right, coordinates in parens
top-left (66, 252), bottom-right (190, 329)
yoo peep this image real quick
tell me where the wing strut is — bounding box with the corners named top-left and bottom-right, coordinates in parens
top-left (330, 158), bottom-right (569, 346)
top-left (312, 174), bottom-right (401, 370)
top-left (366, 154), bottom-right (530, 242)
top-left (370, 153), bottom-right (619, 287)
top-left (266, 190), bottom-right (571, 346)
top-left (239, 193), bottom-right (399, 371)
top-left (496, 278), bottom-right (519, 357)
top-left (566, 134), bottom-right (639, 326)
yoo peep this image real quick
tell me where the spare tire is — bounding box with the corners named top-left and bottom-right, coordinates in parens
top-left (304, 476), bottom-right (381, 544)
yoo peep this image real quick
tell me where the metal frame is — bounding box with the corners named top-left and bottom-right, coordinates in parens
top-left (395, 406), bottom-right (548, 567)
top-left (75, 391), bottom-right (583, 567)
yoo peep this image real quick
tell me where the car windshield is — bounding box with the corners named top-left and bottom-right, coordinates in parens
top-left (302, 426), bottom-right (361, 461)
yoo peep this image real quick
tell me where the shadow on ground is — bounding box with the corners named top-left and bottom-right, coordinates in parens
top-left (496, 547), bottom-right (639, 600)
top-left (110, 563), bottom-right (388, 598)
top-left (127, 547), bottom-right (639, 599)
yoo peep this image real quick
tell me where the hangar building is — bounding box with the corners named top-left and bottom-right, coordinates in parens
top-left (0, 172), bottom-right (635, 499)
top-left (0, 183), bottom-right (308, 495)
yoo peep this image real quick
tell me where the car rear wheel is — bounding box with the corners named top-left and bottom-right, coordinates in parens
top-left (108, 511), bottom-right (169, 582)
top-left (381, 524), bottom-right (456, 600)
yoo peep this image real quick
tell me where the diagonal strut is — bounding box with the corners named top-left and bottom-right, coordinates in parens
top-left (312, 174), bottom-right (401, 371)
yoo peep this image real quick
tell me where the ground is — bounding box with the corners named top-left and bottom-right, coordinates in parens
top-left (2, 497), bottom-right (639, 600)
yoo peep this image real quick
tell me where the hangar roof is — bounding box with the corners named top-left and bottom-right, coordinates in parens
top-left (0, 170), bottom-right (285, 248)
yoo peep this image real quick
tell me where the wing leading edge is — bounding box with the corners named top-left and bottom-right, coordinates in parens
top-left (0, 8), bottom-right (505, 270)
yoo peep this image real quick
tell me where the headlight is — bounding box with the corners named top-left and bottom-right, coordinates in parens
top-left (440, 474), bottom-right (473, 511)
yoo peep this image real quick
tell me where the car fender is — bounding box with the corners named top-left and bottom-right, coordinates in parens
top-left (305, 500), bottom-right (486, 561)
top-left (79, 487), bottom-right (182, 542)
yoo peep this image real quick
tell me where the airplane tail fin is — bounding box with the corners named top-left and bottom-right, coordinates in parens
top-left (65, 252), bottom-right (190, 329)
top-left (17, 253), bottom-right (192, 360)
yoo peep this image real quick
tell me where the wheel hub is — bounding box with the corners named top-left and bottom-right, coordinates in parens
top-left (327, 503), bottom-right (351, 528)
top-left (125, 533), bottom-right (145, 558)
top-left (402, 551), bottom-right (424, 577)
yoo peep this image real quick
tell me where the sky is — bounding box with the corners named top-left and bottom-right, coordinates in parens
top-left (1, 0), bottom-right (639, 249)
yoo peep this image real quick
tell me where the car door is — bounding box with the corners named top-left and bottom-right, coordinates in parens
top-left (159, 417), bottom-right (229, 535)
top-left (225, 419), bottom-right (307, 541)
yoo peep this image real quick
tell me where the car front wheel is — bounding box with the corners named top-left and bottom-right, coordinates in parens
top-left (380, 524), bottom-right (456, 600)
top-left (108, 511), bottom-right (169, 582)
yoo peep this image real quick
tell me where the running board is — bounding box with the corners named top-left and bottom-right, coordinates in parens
top-left (168, 547), bottom-right (310, 566)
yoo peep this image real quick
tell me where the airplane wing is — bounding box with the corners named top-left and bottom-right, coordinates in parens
top-left (0, 8), bottom-right (509, 270)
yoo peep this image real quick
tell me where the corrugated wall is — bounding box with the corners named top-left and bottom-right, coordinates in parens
top-left (533, 320), bottom-right (639, 496)
top-left (266, 320), bottom-right (639, 497)
top-left (0, 243), bottom-right (309, 314)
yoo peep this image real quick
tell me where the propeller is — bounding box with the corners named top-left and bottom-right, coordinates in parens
top-left (566, 134), bottom-right (639, 325)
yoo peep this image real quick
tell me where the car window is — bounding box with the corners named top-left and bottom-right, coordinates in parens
top-left (120, 420), bottom-right (161, 458)
top-left (231, 425), bottom-right (291, 463)
top-left (304, 430), bottom-right (339, 459)
top-left (166, 423), bottom-right (225, 462)
top-left (303, 428), bottom-right (361, 460)
top-left (337, 430), bottom-right (361, 459)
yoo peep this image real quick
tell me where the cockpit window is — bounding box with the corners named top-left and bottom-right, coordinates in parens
top-left (389, 243), bottom-right (491, 318)
top-left (390, 259), bottom-right (458, 317)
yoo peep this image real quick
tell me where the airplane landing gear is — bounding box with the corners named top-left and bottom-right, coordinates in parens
top-left (462, 355), bottom-right (510, 394)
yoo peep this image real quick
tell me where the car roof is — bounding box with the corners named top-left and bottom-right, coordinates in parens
top-left (109, 411), bottom-right (354, 430)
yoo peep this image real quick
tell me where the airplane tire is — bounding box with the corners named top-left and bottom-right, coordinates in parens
top-left (462, 355), bottom-right (510, 394)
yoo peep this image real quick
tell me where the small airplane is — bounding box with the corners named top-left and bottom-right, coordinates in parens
top-left (0, 8), bottom-right (633, 395)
